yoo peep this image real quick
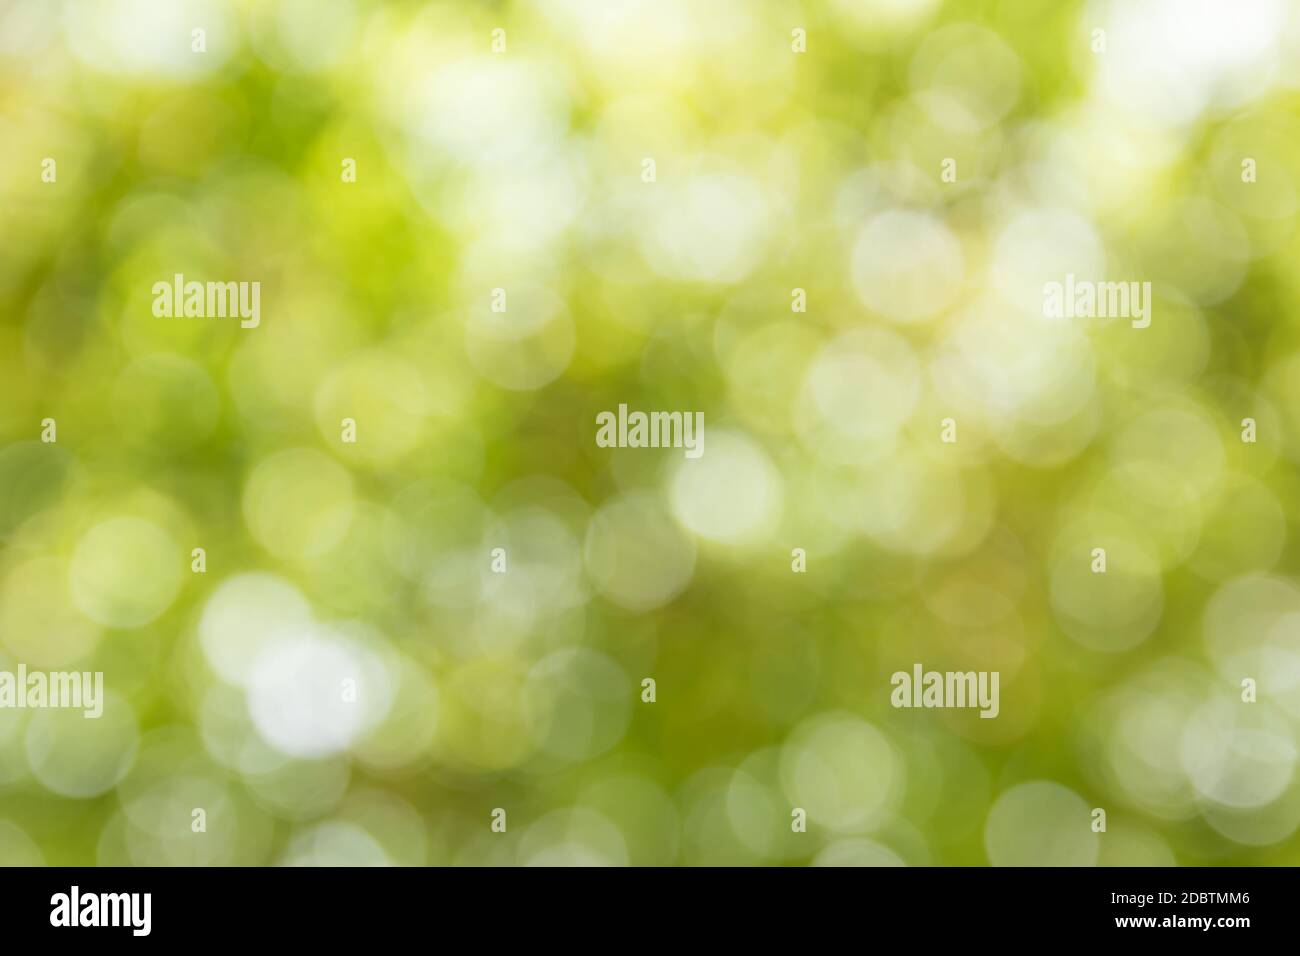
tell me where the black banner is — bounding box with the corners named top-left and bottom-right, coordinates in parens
top-left (0, 866), bottom-right (1280, 943)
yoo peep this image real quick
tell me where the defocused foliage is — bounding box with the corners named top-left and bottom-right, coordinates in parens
top-left (1, 0), bottom-right (1299, 866)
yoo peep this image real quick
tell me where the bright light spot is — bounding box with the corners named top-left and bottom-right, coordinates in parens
top-left (641, 170), bottom-right (771, 283)
top-left (246, 630), bottom-right (393, 759)
top-left (199, 574), bottom-right (313, 687)
top-left (242, 448), bottom-right (355, 559)
top-left (71, 517), bottom-right (182, 628)
top-left (984, 780), bottom-right (1098, 866)
top-left (1, 558), bottom-right (100, 667)
top-left (584, 493), bottom-right (696, 612)
top-left (851, 210), bottom-right (964, 322)
top-left (795, 328), bottom-right (921, 465)
top-left (26, 693), bottom-right (138, 798)
top-left (780, 713), bottom-right (898, 832)
top-left (669, 430), bottom-right (783, 546)
top-left (464, 284), bottom-right (575, 391)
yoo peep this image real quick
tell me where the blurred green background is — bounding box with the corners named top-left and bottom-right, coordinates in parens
top-left (1, 0), bottom-right (1300, 865)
